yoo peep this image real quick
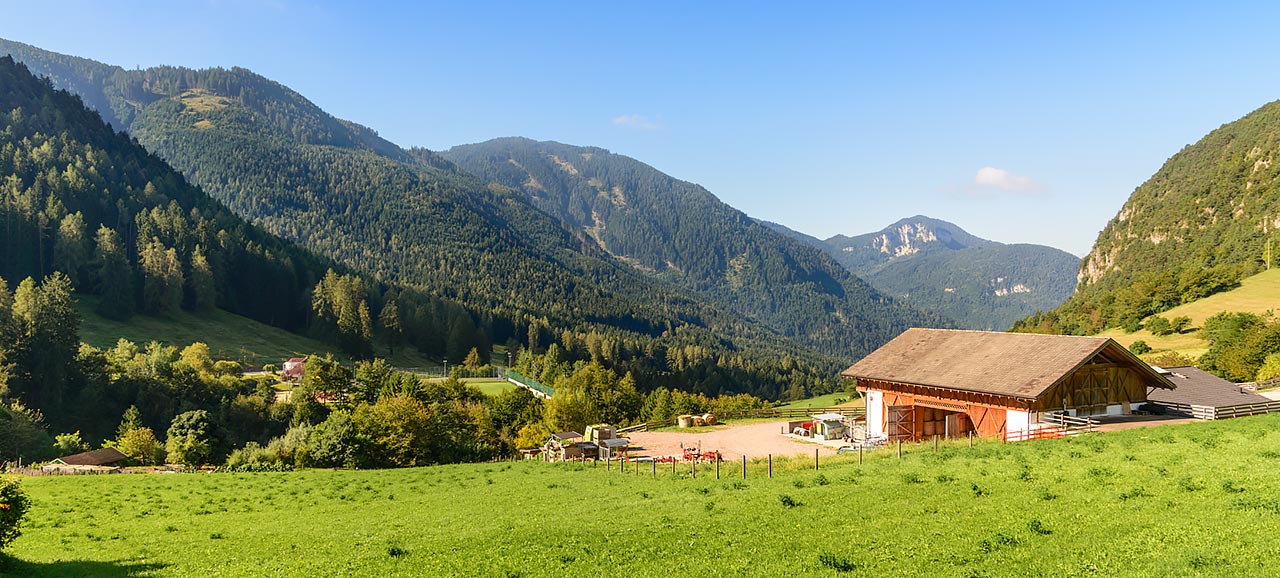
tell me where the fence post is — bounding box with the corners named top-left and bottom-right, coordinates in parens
top-left (859, 445), bottom-right (863, 464)
top-left (716, 458), bottom-right (720, 480)
top-left (671, 459), bottom-right (675, 476)
top-left (815, 448), bottom-right (819, 470)
top-left (969, 431), bottom-right (973, 448)
top-left (742, 455), bottom-right (747, 479)
top-left (897, 439), bottom-right (902, 460)
top-left (934, 434), bottom-right (938, 452)
top-left (691, 460), bottom-right (696, 479)
top-left (653, 460), bottom-right (656, 478)
top-left (768, 454), bottom-right (772, 478)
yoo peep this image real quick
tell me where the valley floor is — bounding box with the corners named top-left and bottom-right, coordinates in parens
top-left (3, 414), bottom-right (1279, 577)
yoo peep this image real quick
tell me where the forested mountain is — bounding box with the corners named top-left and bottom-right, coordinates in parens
top-left (0, 55), bottom-right (324, 335)
top-left (0, 39), bottom-right (853, 400)
top-left (1014, 100), bottom-right (1280, 335)
top-left (442, 138), bottom-right (948, 357)
top-left (764, 216), bottom-right (1079, 330)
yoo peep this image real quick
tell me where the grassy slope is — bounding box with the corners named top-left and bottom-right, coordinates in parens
top-left (1098, 267), bottom-right (1280, 358)
top-left (776, 391), bottom-right (865, 409)
top-left (7, 415), bottom-right (1280, 577)
top-left (75, 295), bottom-right (441, 369)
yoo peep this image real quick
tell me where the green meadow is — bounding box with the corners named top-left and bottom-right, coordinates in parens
top-left (76, 296), bottom-right (443, 369)
top-left (4, 415), bottom-right (1280, 577)
top-left (1100, 267), bottom-right (1280, 359)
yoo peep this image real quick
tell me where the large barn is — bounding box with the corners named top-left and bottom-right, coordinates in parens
top-left (842, 329), bottom-right (1176, 441)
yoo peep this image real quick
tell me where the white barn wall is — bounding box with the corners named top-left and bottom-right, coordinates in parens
top-left (866, 390), bottom-right (885, 437)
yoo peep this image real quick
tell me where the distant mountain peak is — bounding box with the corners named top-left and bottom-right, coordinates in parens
top-left (824, 215), bottom-right (995, 271)
top-left (766, 216), bottom-right (1079, 331)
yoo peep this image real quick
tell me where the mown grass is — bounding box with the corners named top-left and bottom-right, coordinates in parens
top-left (1100, 267), bottom-right (1280, 359)
top-left (777, 391), bottom-right (865, 409)
top-left (5, 415), bottom-right (1280, 577)
top-left (76, 295), bottom-right (441, 369)
top-left (463, 378), bottom-right (515, 397)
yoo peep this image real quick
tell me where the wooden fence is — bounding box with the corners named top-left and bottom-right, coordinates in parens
top-left (617, 407), bottom-right (865, 433)
top-left (1237, 377), bottom-right (1280, 392)
top-left (1149, 399), bottom-right (1280, 420)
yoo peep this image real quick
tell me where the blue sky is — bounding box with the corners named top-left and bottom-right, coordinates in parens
top-left (4, 1), bottom-right (1279, 255)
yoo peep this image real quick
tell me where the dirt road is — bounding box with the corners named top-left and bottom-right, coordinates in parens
top-left (626, 420), bottom-right (838, 460)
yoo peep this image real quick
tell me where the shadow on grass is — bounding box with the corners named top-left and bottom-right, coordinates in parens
top-left (0, 555), bottom-right (166, 577)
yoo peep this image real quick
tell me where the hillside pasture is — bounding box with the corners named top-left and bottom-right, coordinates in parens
top-left (1100, 267), bottom-right (1280, 359)
top-left (4, 415), bottom-right (1280, 577)
top-left (76, 295), bottom-right (442, 369)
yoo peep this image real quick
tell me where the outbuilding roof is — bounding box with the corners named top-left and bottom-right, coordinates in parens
top-left (552, 431), bottom-right (583, 440)
top-left (53, 447), bottom-right (128, 466)
top-left (600, 438), bottom-right (630, 448)
top-left (1147, 366), bottom-right (1270, 408)
top-left (841, 328), bottom-right (1173, 401)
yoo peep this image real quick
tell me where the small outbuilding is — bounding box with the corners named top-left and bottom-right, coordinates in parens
top-left (1145, 365), bottom-right (1271, 415)
top-left (543, 431), bottom-right (584, 461)
top-left (598, 437), bottom-right (630, 460)
top-left (584, 424), bottom-right (617, 445)
top-left (842, 328), bottom-right (1176, 442)
top-left (809, 413), bottom-right (848, 441)
top-left (50, 447), bottom-right (128, 467)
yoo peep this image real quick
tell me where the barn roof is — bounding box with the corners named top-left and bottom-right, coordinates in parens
top-left (841, 328), bottom-right (1173, 401)
top-left (1147, 366), bottom-right (1270, 407)
top-left (54, 447), bottom-right (128, 466)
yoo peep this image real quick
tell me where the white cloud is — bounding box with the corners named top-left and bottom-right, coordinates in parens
top-left (972, 166), bottom-right (1043, 194)
top-left (611, 114), bottom-right (661, 131)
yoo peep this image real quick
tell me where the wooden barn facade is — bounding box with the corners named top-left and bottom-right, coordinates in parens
top-left (842, 329), bottom-right (1175, 441)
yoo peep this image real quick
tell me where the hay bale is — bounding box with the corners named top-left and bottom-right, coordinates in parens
top-left (677, 415), bottom-right (694, 428)
top-left (702, 413), bottom-right (718, 426)
top-left (693, 415), bottom-right (706, 427)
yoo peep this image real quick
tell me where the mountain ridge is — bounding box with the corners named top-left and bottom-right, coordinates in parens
top-left (441, 137), bottom-right (950, 357)
top-left (765, 216), bottom-right (1079, 330)
top-left (0, 39), bottom-right (890, 398)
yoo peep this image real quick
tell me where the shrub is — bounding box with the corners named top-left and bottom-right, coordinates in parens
top-left (1170, 316), bottom-right (1192, 334)
top-left (116, 427), bottom-right (166, 465)
top-left (1129, 341), bottom-right (1151, 355)
top-left (212, 360), bottom-right (244, 377)
top-left (0, 477), bottom-right (31, 551)
top-left (1144, 316), bottom-right (1173, 336)
top-left (53, 431), bottom-right (89, 456)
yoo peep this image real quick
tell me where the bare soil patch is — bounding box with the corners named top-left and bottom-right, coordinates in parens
top-left (626, 419), bottom-right (836, 460)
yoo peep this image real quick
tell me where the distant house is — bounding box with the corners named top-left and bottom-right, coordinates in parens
top-left (842, 328), bottom-right (1175, 442)
top-left (48, 447), bottom-right (129, 470)
top-left (282, 357), bottom-right (308, 382)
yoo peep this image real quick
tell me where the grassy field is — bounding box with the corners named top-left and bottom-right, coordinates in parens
top-left (1099, 267), bottom-right (1280, 359)
top-left (777, 391), bottom-right (865, 409)
top-left (6, 414), bottom-right (1280, 577)
top-left (464, 378), bottom-right (515, 396)
top-left (75, 296), bottom-right (442, 369)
